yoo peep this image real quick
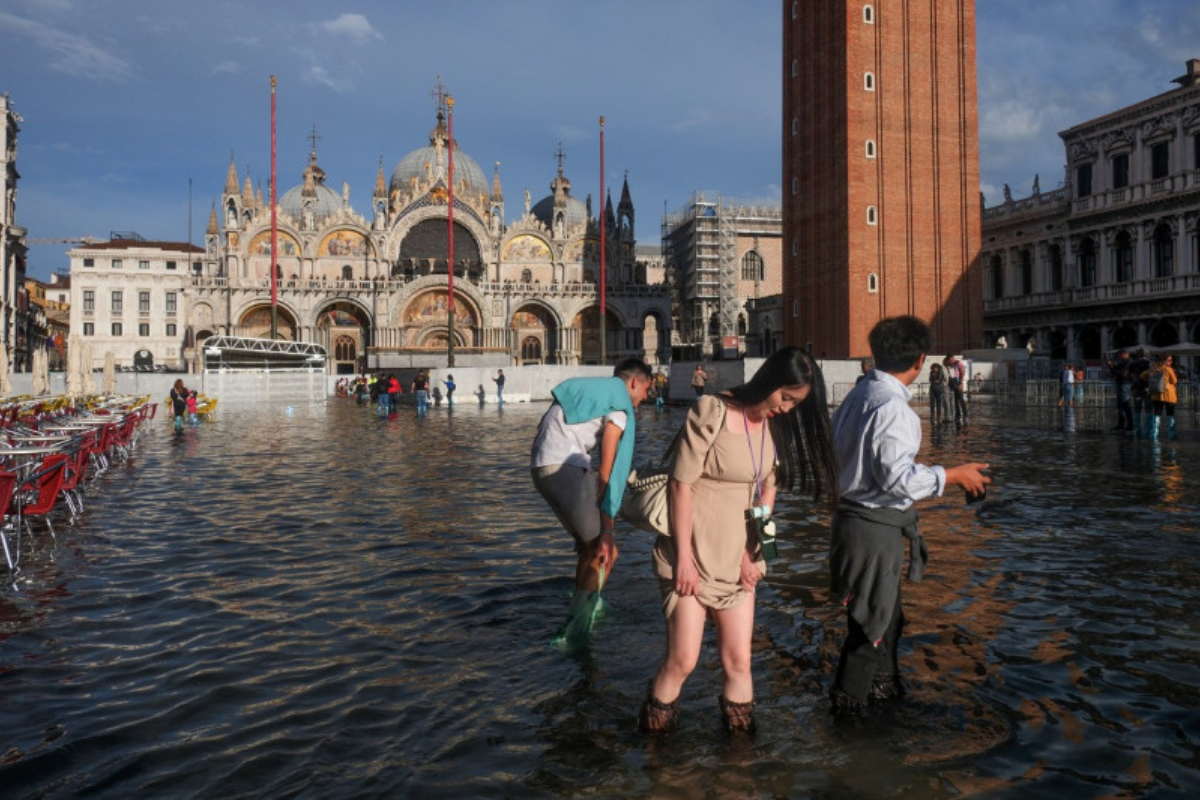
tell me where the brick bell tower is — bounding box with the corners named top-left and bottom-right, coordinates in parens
top-left (782, 0), bottom-right (983, 358)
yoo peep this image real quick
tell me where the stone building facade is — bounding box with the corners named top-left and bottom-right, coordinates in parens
top-left (782, 0), bottom-right (983, 358)
top-left (67, 238), bottom-right (200, 371)
top-left (188, 102), bottom-right (670, 374)
top-left (980, 59), bottom-right (1200, 361)
top-left (2, 92), bottom-right (31, 370)
top-left (661, 193), bottom-right (782, 360)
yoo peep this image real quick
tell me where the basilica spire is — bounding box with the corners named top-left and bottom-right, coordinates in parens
top-left (491, 161), bottom-right (503, 203)
top-left (224, 154), bottom-right (239, 195)
top-left (206, 202), bottom-right (219, 235)
top-left (374, 156), bottom-right (386, 199)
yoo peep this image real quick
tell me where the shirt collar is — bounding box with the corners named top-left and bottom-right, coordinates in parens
top-left (871, 368), bottom-right (913, 401)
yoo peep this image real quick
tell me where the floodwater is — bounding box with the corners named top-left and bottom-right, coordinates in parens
top-left (1, 397), bottom-right (1198, 798)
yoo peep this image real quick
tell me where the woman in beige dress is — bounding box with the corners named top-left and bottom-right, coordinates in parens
top-left (639, 347), bottom-right (839, 734)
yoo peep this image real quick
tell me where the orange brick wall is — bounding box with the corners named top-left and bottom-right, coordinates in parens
top-left (783, 0), bottom-right (983, 359)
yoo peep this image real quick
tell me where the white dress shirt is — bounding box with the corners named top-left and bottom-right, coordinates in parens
top-left (830, 369), bottom-right (945, 510)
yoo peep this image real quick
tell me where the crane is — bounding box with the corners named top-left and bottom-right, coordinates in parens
top-left (26, 236), bottom-right (101, 245)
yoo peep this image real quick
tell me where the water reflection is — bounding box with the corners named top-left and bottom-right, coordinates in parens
top-left (0, 400), bottom-right (1198, 797)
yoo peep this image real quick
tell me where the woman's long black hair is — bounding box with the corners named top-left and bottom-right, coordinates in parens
top-left (723, 346), bottom-right (840, 509)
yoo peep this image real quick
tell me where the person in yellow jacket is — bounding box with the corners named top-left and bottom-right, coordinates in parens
top-left (1142, 353), bottom-right (1178, 439)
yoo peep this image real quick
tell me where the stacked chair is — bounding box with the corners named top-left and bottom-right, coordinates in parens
top-left (1, 395), bottom-right (157, 580)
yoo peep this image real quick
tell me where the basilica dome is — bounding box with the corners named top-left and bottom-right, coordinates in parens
top-left (531, 165), bottom-right (590, 232)
top-left (279, 153), bottom-right (345, 226)
top-left (389, 109), bottom-right (490, 203)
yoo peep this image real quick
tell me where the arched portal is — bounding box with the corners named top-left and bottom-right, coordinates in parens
top-left (1149, 320), bottom-right (1180, 349)
top-left (239, 305), bottom-right (298, 341)
top-left (512, 304), bottom-right (558, 365)
top-left (1078, 325), bottom-right (1101, 361)
top-left (574, 307), bottom-right (622, 365)
top-left (401, 288), bottom-right (479, 350)
top-left (316, 302), bottom-right (372, 374)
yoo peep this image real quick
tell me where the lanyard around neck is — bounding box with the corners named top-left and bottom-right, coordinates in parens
top-left (744, 410), bottom-right (771, 504)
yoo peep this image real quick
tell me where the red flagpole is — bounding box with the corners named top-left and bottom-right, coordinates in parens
top-left (270, 75), bottom-right (278, 339)
top-left (446, 95), bottom-right (456, 367)
top-left (599, 115), bottom-right (607, 364)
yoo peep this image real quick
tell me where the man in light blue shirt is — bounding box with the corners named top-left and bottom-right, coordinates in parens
top-left (828, 315), bottom-right (989, 716)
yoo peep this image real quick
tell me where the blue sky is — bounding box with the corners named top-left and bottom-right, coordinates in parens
top-left (3, 0), bottom-right (1199, 280)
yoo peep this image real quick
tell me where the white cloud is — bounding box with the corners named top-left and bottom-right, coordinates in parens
top-left (671, 108), bottom-right (722, 132)
top-left (212, 61), bottom-right (242, 76)
top-left (312, 13), bottom-right (381, 43)
top-left (0, 11), bottom-right (134, 82)
top-left (302, 65), bottom-right (351, 94)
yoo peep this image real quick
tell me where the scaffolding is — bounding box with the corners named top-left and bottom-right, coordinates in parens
top-left (662, 192), bottom-right (741, 357)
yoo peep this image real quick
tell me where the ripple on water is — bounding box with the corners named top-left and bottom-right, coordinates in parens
top-left (1, 402), bottom-right (1200, 797)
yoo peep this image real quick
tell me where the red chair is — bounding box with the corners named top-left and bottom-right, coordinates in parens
top-left (20, 453), bottom-right (69, 542)
top-left (57, 443), bottom-right (91, 518)
top-left (0, 471), bottom-right (19, 573)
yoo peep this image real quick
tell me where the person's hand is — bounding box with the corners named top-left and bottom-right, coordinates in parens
top-left (738, 550), bottom-right (760, 593)
top-left (946, 462), bottom-right (991, 495)
top-left (674, 552), bottom-right (700, 596)
top-left (594, 531), bottom-right (616, 570)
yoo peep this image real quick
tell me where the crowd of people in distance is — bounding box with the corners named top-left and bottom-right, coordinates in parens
top-left (1104, 348), bottom-right (1180, 439)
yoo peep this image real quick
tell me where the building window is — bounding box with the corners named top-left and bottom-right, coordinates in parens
top-left (1076, 163), bottom-right (1093, 198)
top-left (112, 322), bottom-right (123, 336)
top-left (83, 290), bottom-right (94, 312)
top-left (864, 72), bottom-right (875, 91)
top-left (791, 117), bottom-right (799, 135)
top-left (520, 268), bottom-right (533, 283)
top-left (1154, 223), bottom-right (1174, 277)
top-left (192, 261), bottom-right (202, 273)
top-left (166, 260), bottom-right (177, 270)
top-left (741, 251), bottom-right (764, 280)
top-left (865, 139), bottom-right (876, 158)
top-left (989, 255), bottom-right (1004, 299)
top-left (139, 323), bottom-right (150, 337)
top-left (866, 205), bottom-right (877, 225)
top-left (792, 239), bottom-right (799, 256)
top-left (166, 292), bottom-right (177, 314)
top-left (1050, 245), bottom-right (1064, 291)
top-left (791, 59), bottom-right (799, 77)
top-left (83, 322), bottom-right (94, 336)
top-left (112, 258), bottom-right (123, 269)
top-left (111, 290), bottom-right (123, 312)
top-left (83, 258), bottom-right (94, 267)
top-left (792, 299), bottom-right (799, 317)
top-left (167, 323), bottom-right (177, 337)
top-left (863, 4), bottom-right (874, 23)
top-left (1019, 250), bottom-right (1033, 295)
top-left (1194, 133), bottom-right (1200, 170)
top-left (791, 177), bottom-right (799, 194)
top-left (139, 291), bottom-right (150, 313)
top-left (1079, 238), bottom-right (1097, 287)
top-left (1115, 232), bottom-right (1133, 282)
top-left (792, 0), bottom-right (798, 19)
top-left (1112, 153), bottom-right (1129, 189)
top-left (867, 273), bottom-right (879, 293)
top-left (1151, 141), bottom-right (1169, 179)
top-left (139, 260), bottom-right (150, 270)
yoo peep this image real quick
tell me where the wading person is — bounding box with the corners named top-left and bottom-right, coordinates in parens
top-left (828, 316), bottom-right (989, 717)
top-left (1143, 353), bottom-right (1178, 440)
top-left (530, 359), bottom-right (654, 643)
top-left (639, 347), bottom-right (839, 734)
top-left (169, 378), bottom-right (189, 433)
top-left (1105, 349), bottom-right (1133, 432)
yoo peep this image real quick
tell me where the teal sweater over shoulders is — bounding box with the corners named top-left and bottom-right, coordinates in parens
top-left (551, 376), bottom-right (635, 518)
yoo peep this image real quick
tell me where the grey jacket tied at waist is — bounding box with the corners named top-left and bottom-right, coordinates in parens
top-left (828, 502), bottom-right (927, 645)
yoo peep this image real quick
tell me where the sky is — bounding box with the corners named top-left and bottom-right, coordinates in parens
top-left (3, 0), bottom-right (1199, 280)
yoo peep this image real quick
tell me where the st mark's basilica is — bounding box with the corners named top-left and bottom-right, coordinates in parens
top-left (189, 97), bottom-right (670, 373)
